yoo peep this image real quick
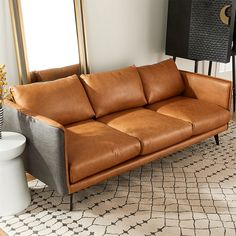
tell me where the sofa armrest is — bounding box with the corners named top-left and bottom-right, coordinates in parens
top-left (3, 99), bottom-right (69, 195)
top-left (181, 71), bottom-right (232, 110)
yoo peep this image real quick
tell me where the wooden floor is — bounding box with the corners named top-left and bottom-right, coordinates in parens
top-left (25, 173), bottom-right (35, 182)
top-left (0, 229), bottom-right (6, 236)
top-left (0, 112), bottom-right (235, 236)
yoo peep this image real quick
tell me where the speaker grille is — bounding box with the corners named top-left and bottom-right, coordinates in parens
top-left (166, 0), bottom-right (236, 63)
top-left (188, 0), bottom-right (233, 62)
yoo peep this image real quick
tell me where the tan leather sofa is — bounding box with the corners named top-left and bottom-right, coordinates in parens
top-left (30, 64), bottom-right (81, 83)
top-left (4, 59), bottom-right (232, 210)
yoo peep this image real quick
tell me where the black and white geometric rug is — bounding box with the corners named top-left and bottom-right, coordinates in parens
top-left (0, 122), bottom-right (236, 236)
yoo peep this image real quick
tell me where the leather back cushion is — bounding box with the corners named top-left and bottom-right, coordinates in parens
top-left (80, 66), bottom-right (147, 118)
top-left (11, 75), bottom-right (95, 125)
top-left (137, 59), bottom-right (185, 104)
top-left (30, 64), bottom-right (81, 83)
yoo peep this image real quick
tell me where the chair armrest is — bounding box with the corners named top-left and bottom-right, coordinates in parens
top-left (3, 100), bottom-right (69, 195)
top-left (181, 71), bottom-right (232, 110)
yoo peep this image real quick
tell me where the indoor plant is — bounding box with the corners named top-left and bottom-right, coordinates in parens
top-left (0, 64), bottom-right (7, 139)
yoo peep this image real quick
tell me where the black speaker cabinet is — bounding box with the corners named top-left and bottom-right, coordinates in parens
top-left (166, 0), bottom-right (236, 63)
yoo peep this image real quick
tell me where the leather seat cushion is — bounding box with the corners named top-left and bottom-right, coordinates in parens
top-left (99, 108), bottom-right (192, 155)
top-left (80, 66), bottom-right (147, 118)
top-left (11, 75), bottom-right (95, 125)
top-left (147, 96), bottom-right (231, 135)
top-left (66, 120), bottom-right (141, 183)
top-left (137, 59), bottom-right (185, 104)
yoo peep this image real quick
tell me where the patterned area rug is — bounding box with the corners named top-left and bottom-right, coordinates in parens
top-left (0, 122), bottom-right (236, 236)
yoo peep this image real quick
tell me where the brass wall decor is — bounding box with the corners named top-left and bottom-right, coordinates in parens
top-left (220, 5), bottom-right (231, 26)
top-left (9, 0), bottom-right (88, 84)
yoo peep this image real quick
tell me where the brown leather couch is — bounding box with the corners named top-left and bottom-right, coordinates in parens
top-left (30, 64), bottom-right (81, 83)
top-left (4, 59), bottom-right (232, 207)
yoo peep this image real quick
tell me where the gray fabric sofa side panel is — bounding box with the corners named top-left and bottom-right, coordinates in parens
top-left (3, 104), bottom-right (69, 195)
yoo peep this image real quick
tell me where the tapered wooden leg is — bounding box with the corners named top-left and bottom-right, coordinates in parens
top-left (69, 194), bottom-right (73, 211)
top-left (173, 56), bottom-right (176, 62)
top-left (214, 134), bottom-right (220, 146)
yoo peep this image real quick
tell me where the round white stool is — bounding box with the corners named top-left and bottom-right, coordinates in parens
top-left (0, 132), bottom-right (31, 216)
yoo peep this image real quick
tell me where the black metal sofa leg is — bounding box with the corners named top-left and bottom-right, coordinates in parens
top-left (214, 134), bottom-right (220, 145)
top-left (69, 194), bottom-right (73, 211)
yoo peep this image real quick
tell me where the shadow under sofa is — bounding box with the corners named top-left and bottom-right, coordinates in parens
top-left (3, 59), bottom-right (232, 210)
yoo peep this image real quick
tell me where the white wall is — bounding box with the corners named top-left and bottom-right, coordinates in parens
top-left (0, 0), bottom-right (214, 84)
top-left (0, 0), bottom-right (19, 85)
top-left (215, 62), bottom-right (232, 81)
top-left (84, 0), bottom-right (202, 74)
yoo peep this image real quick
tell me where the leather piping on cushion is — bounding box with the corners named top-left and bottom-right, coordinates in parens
top-left (147, 96), bottom-right (231, 136)
top-left (137, 59), bottom-right (185, 104)
top-left (80, 66), bottom-right (147, 118)
top-left (10, 75), bottom-right (95, 125)
top-left (69, 125), bottom-right (227, 193)
top-left (98, 108), bottom-right (193, 155)
top-left (31, 64), bottom-right (81, 82)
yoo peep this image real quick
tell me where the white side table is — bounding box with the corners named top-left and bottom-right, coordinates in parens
top-left (0, 132), bottom-right (31, 216)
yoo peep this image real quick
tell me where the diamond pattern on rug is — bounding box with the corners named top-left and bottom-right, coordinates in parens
top-left (0, 122), bottom-right (236, 236)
